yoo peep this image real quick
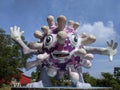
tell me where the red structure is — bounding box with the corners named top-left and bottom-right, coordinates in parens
top-left (0, 68), bottom-right (31, 85)
top-left (17, 68), bottom-right (31, 85)
top-left (19, 74), bottom-right (31, 85)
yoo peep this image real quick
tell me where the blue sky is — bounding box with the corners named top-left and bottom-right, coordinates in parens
top-left (0, 0), bottom-right (120, 78)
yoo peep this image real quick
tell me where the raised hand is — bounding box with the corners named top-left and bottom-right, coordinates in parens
top-left (10, 26), bottom-right (38, 55)
top-left (10, 26), bottom-right (24, 40)
top-left (106, 40), bottom-right (118, 61)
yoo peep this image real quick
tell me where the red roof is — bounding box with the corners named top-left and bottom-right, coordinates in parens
top-left (19, 74), bottom-right (31, 85)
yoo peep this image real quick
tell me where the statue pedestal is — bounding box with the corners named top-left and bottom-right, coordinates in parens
top-left (11, 87), bottom-right (112, 90)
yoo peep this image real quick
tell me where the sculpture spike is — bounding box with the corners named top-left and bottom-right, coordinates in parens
top-left (73, 22), bottom-right (80, 30)
top-left (80, 33), bottom-right (87, 38)
top-left (57, 31), bottom-right (67, 44)
top-left (37, 53), bottom-right (49, 60)
top-left (81, 35), bottom-right (96, 45)
top-left (47, 15), bottom-right (55, 28)
top-left (57, 15), bottom-right (66, 31)
top-left (34, 30), bottom-right (43, 39)
top-left (68, 20), bottom-right (74, 28)
top-left (84, 53), bottom-right (94, 60)
top-left (41, 26), bottom-right (50, 34)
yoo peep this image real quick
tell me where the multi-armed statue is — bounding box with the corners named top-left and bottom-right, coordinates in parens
top-left (10, 15), bottom-right (118, 87)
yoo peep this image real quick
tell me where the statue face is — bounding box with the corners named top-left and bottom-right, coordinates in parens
top-left (43, 27), bottom-right (81, 64)
top-left (34, 15), bottom-right (88, 69)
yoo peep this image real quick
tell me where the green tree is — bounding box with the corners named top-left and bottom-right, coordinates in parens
top-left (31, 64), bottom-right (42, 82)
top-left (100, 72), bottom-right (120, 90)
top-left (0, 28), bottom-right (31, 85)
top-left (114, 67), bottom-right (120, 80)
top-left (83, 72), bottom-right (97, 86)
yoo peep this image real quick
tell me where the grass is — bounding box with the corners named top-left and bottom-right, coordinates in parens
top-left (0, 85), bottom-right (11, 90)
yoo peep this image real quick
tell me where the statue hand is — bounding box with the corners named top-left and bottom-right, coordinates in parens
top-left (10, 26), bottom-right (24, 40)
top-left (106, 40), bottom-right (118, 61)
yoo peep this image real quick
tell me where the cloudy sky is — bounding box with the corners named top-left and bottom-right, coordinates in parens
top-left (0, 0), bottom-right (120, 78)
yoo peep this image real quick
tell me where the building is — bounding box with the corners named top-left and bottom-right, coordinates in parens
top-left (19, 74), bottom-right (31, 85)
top-left (17, 68), bottom-right (31, 85)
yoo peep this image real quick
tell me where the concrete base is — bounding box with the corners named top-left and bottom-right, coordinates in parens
top-left (11, 87), bottom-right (112, 90)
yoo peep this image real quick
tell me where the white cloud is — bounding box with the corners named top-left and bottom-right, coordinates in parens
top-left (78, 21), bottom-right (117, 46)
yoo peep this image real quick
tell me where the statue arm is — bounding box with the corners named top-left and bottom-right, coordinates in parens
top-left (26, 53), bottom-right (49, 69)
top-left (10, 26), bottom-right (38, 55)
top-left (84, 40), bottom-right (118, 61)
top-left (84, 46), bottom-right (108, 55)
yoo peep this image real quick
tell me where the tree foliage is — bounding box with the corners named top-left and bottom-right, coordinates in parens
top-left (114, 67), bottom-right (120, 80)
top-left (0, 28), bottom-right (30, 85)
top-left (83, 72), bottom-right (120, 90)
top-left (31, 65), bottom-right (41, 82)
top-left (83, 72), bottom-right (97, 86)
